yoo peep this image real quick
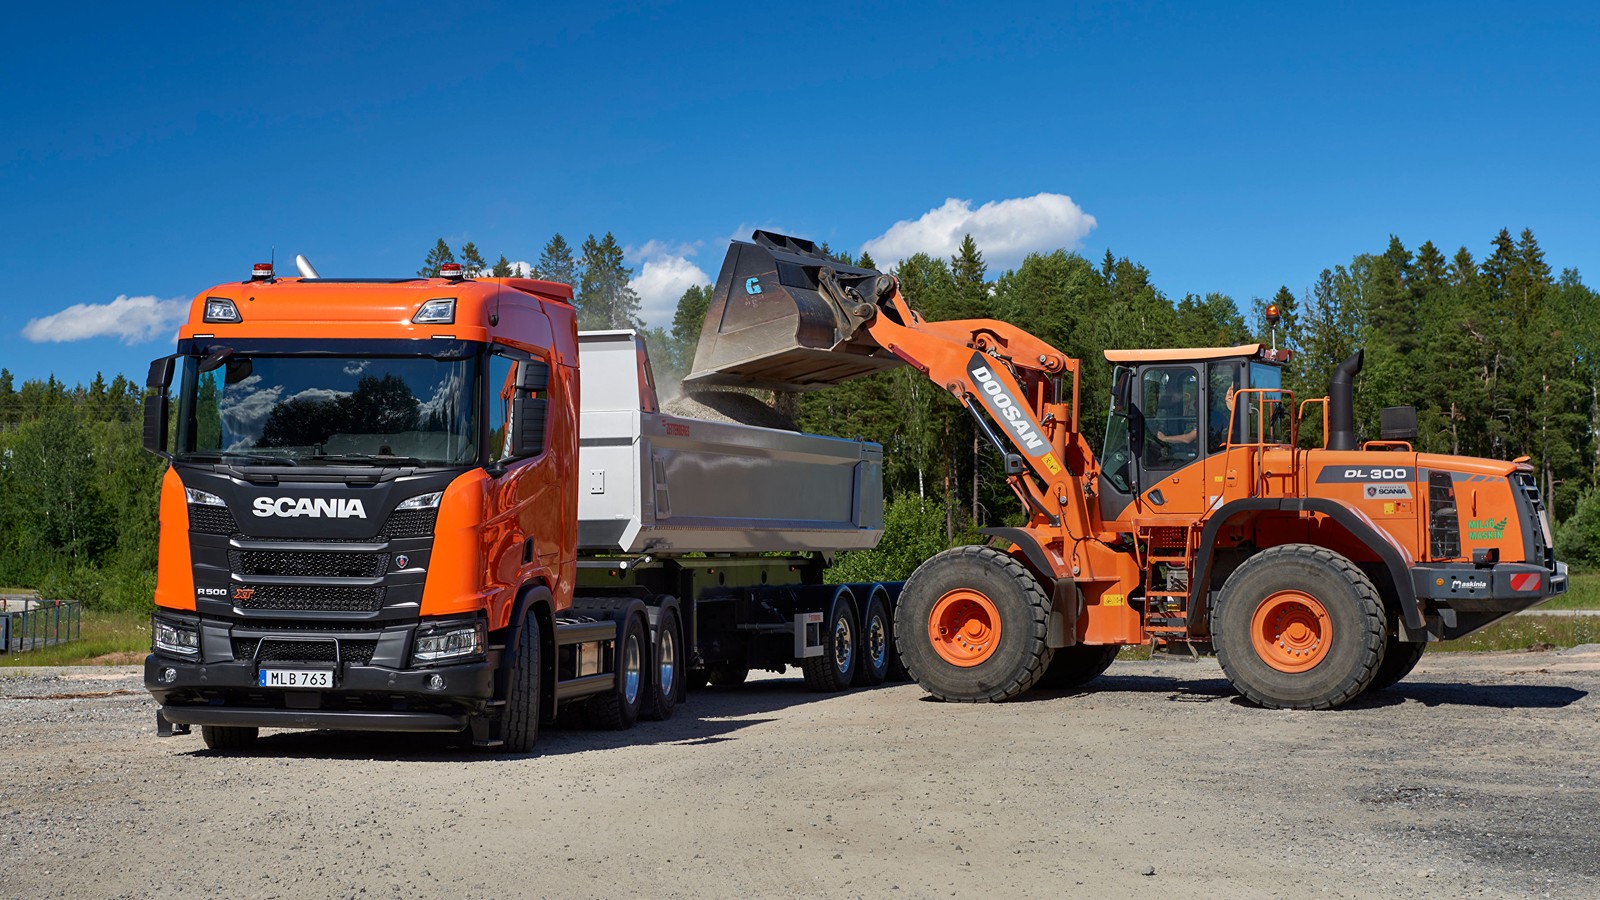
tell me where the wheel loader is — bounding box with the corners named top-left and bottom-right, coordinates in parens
top-left (686, 231), bottom-right (1567, 709)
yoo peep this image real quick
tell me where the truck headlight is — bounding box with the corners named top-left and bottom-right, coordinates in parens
top-left (153, 619), bottom-right (200, 658)
top-left (396, 491), bottom-right (442, 511)
top-left (414, 622), bottom-right (485, 662)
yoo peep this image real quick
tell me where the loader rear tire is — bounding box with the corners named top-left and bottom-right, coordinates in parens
top-left (200, 725), bottom-right (258, 751)
top-left (1213, 544), bottom-right (1385, 710)
top-left (1035, 643), bottom-right (1120, 691)
top-left (893, 546), bottom-right (1053, 702)
top-left (1366, 631), bottom-right (1426, 692)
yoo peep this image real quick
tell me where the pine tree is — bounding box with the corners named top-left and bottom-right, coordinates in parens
top-left (951, 234), bottom-right (988, 315)
top-left (535, 233), bottom-right (578, 287)
top-left (417, 239), bottom-right (455, 277)
top-left (491, 255), bottom-right (514, 278)
top-left (857, 251), bottom-right (877, 271)
top-left (459, 242), bottom-right (488, 278)
top-left (576, 232), bottom-right (641, 330)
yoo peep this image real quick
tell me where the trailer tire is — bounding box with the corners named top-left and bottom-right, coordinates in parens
top-left (893, 545), bottom-right (1053, 702)
top-left (705, 663), bottom-right (748, 686)
top-left (200, 725), bottom-right (258, 751)
top-left (1214, 544), bottom-right (1386, 710)
top-left (1366, 631), bottom-right (1426, 693)
top-left (502, 613), bottom-right (541, 753)
top-left (853, 595), bottom-right (891, 687)
top-left (642, 607), bottom-right (682, 721)
top-left (802, 595), bottom-right (859, 692)
top-left (586, 613), bottom-right (646, 730)
top-left (1035, 644), bottom-right (1120, 690)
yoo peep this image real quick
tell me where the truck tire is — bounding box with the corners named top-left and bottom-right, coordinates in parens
top-left (893, 546), bottom-right (1053, 702)
top-left (502, 613), bottom-right (541, 753)
top-left (1035, 643), bottom-right (1120, 690)
top-left (586, 613), bottom-right (645, 730)
top-left (802, 595), bottom-right (859, 691)
top-left (200, 725), bottom-right (258, 751)
top-left (642, 607), bottom-right (682, 721)
top-left (705, 663), bottom-right (748, 686)
top-left (1366, 631), bottom-right (1426, 692)
top-left (852, 595), bottom-right (891, 687)
top-left (1213, 544), bottom-right (1386, 710)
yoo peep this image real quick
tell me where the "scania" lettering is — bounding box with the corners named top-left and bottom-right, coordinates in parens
top-left (971, 365), bottom-right (1046, 452)
top-left (251, 497), bottom-right (369, 519)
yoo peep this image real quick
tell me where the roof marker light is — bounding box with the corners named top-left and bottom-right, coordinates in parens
top-left (440, 263), bottom-right (464, 280)
top-left (251, 263), bottom-right (273, 281)
top-left (203, 298), bottom-right (242, 323)
top-left (413, 298), bottom-right (456, 325)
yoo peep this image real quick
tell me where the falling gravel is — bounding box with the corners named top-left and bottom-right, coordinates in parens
top-left (662, 389), bottom-right (798, 430)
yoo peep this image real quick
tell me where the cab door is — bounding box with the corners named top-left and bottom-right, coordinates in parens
top-left (1135, 364), bottom-right (1207, 517)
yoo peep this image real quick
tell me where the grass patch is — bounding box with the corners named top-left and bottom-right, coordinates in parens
top-left (0, 609), bottom-right (149, 668)
top-left (1428, 614), bottom-right (1600, 653)
top-left (1537, 571), bottom-right (1600, 609)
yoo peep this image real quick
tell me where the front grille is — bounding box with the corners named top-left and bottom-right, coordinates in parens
top-left (229, 549), bottom-right (388, 579)
top-left (232, 584), bottom-right (385, 612)
top-left (233, 637), bottom-right (377, 664)
top-left (379, 509), bottom-right (438, 540)
top-left (189, 505), bottom-right (238, 535)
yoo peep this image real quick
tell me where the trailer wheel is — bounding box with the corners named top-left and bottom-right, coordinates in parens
top-left (1035, 644), bottom-right (1120, 690)
top-left (586, 613), bottom-right (646, 730)
top-left (1365, 631), bottom-right (1426, 692)
top-left (802, 595), bottom-right (859, 691)
top-left (502, 613), bottom-right (541, 753)
top-left (642, 607), bottom-right (682, 721)
top-left (852, 595), bottom-right (891, 687)
top-left (200, 725), bottom-right (258, 751)
top-left (893, 546), bottom-right (1052, 702)
top-left (1214, 544), bottom-right (1385, 709)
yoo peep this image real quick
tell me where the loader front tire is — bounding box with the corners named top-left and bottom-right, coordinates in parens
top-left (893, 546), bottom-right (1053, 702)
top-left (1213, 544), bottom-right (1385, 710)
top-left (1365, 630), bottom-right (1426, 693)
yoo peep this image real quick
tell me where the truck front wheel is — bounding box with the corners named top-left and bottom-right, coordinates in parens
top-left (1213, 544), bottom-right (1386, 710)
top-left (893, 546), bottom-right (1053, 702)
top-left (200, 725), bottom-right (258, 751)
top-left (502, 613), bottom-right (541, 753)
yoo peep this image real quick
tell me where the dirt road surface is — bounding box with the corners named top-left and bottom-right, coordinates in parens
top-left (3, 648), bottom-right (1598, 899)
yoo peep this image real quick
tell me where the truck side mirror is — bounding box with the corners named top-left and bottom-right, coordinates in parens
top-left (510, 398), bottom-right (548, 457)
top-left (143, 355), bottom-right (177, 456)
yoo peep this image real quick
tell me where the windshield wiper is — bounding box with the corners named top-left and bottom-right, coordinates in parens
top-left (309, 453), bottom-right (424, 466)
top-left (181, 451), bottom-right (298, 466)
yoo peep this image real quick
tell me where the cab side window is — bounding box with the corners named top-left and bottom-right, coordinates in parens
top-left (487, 352), bottom-right (517, 463)
top-left (1207, 363), bottom-right (1241, 452)
top-left (1142, 366), bottom-right (1200, 470)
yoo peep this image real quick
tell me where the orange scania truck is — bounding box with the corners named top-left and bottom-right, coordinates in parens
top-left (142, 257), bottom-right (896, 752)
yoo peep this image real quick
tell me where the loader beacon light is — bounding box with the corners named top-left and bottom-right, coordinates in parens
top-left (412, 299), bottom-right (456, 325)
top-left (439, 262), bottom-right (464, 280)
top-left (203, 297), bottom-right (242, 323)
top-left (251, 262), bottom-right (273, 281)
top-left (1265, 304), bottom-right (1281, 328)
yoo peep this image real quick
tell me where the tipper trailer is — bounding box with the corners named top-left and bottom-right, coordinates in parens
top-left (142, 260), bottom-right (899, 752)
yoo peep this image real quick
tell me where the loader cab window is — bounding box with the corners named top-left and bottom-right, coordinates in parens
top-left (1207, 362), bottom-right (1243, 452)
top-left (1101, 366), bottom-right (1136, 493)
top-left (1142, 366), bottom-right (1201, 470)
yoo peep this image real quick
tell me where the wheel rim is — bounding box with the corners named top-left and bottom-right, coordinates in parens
top-left (833, 613), bottom-right (854, 673)
top-left (623, 634), bottom-right (643, 704)
top-left (928, 589), bottom-right (1002, 667)
top-left (866, 613), bottom-right (888, 670)
top-left (1251, 590), bottom-right (1332, 673)
top-left (658, 623), bottom-right (677, 697)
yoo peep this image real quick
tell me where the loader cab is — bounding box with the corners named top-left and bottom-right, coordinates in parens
top-left (1098, 344), bottom-right (1288, 521)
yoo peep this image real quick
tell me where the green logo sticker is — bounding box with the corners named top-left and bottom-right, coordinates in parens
top-left (1468, 517), bottom-right (1507, 541)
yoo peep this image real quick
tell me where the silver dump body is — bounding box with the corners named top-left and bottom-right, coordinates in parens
top-left (575, 331), bottom-right (885, 555)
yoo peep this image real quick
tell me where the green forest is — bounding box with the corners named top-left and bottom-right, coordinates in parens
top-left (5, 226), bottom-right (1600, 611)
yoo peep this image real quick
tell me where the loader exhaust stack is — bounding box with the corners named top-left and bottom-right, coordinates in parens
top-left (684, 231), bottom-right (905, 393)
top-left (1327, 349), bottom-right (1363, 451)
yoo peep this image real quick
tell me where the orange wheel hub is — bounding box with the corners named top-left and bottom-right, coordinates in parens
top-left (928, 589), bottom-right (1001, 667)
top-left (1251, 590), bottom-right (1332, 673)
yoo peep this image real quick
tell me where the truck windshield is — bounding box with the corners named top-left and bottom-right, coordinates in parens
top-left (175, 354), bottom-right (478, 465)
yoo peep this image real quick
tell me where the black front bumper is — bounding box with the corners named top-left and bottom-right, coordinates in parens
top-left (1410, 560), bottom-right (1568, 639)
top-left (145, 654), bottom-right (496, 734)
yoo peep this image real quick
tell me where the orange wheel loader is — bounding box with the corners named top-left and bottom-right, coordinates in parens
top-left (687, 231), bottom-right (1567, 710)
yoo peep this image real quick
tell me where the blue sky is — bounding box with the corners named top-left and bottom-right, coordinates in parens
top-left (3, 1), bottom-right (1597, 387)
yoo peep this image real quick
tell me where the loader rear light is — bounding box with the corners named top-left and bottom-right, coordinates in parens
top-left (439, 263), bottom-right (464, 280)
top-left (203, 298), bottom-right (242, 323)
top-left (251, 263), bottom-right (273, 281)
top-left (412, 299), bottom-right (455, 325)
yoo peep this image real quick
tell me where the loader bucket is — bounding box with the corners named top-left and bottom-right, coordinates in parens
top-left (683, 231), bottom-right (904, 392)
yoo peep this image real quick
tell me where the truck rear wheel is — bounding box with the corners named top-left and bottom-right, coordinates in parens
top-left (642, 607), bottom-right (682, 721)
top-left (587, 613), bottom-right (645, 730)
top-left (852, 595), bottom-right (891, 687)
top-left (200, 725), bottom-right (258, 751)
top-left (502, 613), bottom-right (541, 753)
top-left (894, 546), bottom-right (1053, 702)
top-left (1366, 631), bottom-right (1426, 692)
top-left (1213, 544), bottom-right (1385, 710)
top-left (802, 595), bottom-right (859, 691)
top-left (1035, 644), bottom-right (1120, 690)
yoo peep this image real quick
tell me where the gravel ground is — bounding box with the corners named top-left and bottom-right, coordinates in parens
top-left (2, 648), bottom-right (1597, 899)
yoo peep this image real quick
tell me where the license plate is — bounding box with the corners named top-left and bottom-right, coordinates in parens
top-left (258, 668), bottom-right (333, 689)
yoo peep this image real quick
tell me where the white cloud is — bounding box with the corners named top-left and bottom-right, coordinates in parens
top-left (21, 294), bottom-right (188, 344)
top-left (627, 242), bottom-right (711, 328)
top-left (507, 260), bottom-right (534, 278)
top-left (860, 193), bottom-right (1097, 271)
